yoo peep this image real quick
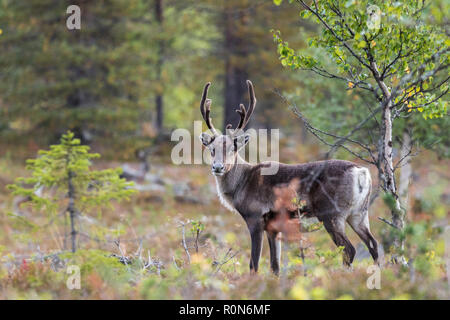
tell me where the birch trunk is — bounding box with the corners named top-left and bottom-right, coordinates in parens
top-left (398, 131), bottom-right (412, 213)
top-left (372, 61), bottom-right (406, 263)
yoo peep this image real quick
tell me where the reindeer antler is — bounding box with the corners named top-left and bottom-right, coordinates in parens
top-left (228, 80), bottom-right (257, 136)
top-left (200, 82), bottom-right (218, 136)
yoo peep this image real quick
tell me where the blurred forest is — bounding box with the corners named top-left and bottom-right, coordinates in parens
top-left (0, 0), bottom-right (308, 158)
top-left (0, 0), bottom-right (449, 300)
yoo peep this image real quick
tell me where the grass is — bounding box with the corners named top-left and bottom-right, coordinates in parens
top-left (0, 150), bottom-right (448, 300)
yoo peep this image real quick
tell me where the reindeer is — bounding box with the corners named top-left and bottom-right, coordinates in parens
top-left (199, 80), bottom-right (379, 275)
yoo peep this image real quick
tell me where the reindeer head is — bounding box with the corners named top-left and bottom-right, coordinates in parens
top-left (199, 80), bottom-right (256, 176)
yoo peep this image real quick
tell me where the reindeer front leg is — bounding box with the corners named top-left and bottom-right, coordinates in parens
top-left (245, 216), bottom-right (264, 273)
top-left (266, 231), bottom-right (281, 275)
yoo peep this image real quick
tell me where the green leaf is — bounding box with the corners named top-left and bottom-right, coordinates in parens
top-left (357, 40), bottom-right (367, 49)
top-left (300, 10), bottom-right (312, 19)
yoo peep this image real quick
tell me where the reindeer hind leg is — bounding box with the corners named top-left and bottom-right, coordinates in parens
top-left (322, 217), bottom-right (355, 266)
top-left (348, 212), bottom-right (379, 264)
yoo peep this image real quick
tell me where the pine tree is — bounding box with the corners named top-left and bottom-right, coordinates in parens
top-left (195, 0), bottom-right (304, 131)
top-left (8, 131), bottom-right (136, 252)
top-left (0, 0), bottom-right (153, 153)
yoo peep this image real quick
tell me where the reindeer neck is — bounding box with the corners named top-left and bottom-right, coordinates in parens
top-left (215, 154), bottom-right (253, 197)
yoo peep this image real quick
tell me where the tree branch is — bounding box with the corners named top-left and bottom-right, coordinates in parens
top-left (274, 89), bottom-right (375, 164)
top-left (297, 0), bottom-right (371, 70)
top-left (378, 216), bottom-right (400, 229)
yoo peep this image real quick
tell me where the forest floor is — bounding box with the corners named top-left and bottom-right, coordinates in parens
top-left (0, 149), bottom-right (448, 299)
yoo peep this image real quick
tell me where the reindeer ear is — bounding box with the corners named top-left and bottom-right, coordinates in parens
top-left (199, 132), bottom-right (214, 146)
top-left (234, 133), bottom-right (250, 151)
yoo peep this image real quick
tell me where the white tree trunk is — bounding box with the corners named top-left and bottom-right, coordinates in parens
top-left (382, 101), bottom-right (406, 264)
top-left (398, 131), bottom-right (412, 212)
top-left (372, 60), bottom-right (406, 264)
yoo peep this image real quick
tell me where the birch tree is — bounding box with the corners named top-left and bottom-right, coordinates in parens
top-left (273, 0), bottom-right (449, 263)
